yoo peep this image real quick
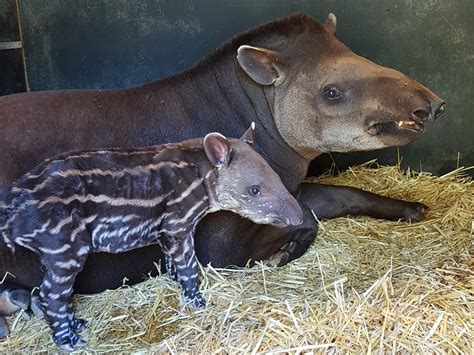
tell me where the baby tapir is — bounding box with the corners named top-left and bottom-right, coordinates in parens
top-left (0, 123), bottom-right (302, 351)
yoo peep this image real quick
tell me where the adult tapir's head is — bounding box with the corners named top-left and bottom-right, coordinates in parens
top-left (203, 123), bottom-right (303, 227)
top-left (235, 13), bottom-right (445, 160)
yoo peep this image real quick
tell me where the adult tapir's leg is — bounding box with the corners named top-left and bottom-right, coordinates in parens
top-left (297, 183), bottom-right (427, 221)
top-left (0, 316), bottom-right (8, 338)
top-left (0, 282), bottom-right (32, 338)
top-left (0, 283), bottom-right (31, 316)
top-left (262, 183), bottom-right (428, 266)
top-left (194, 208), bottom-right (318, 268)
top-left (0, 247), bottom-right (44, 338)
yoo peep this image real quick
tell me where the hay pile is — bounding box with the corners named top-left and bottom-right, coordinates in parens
top-left (1, 163), bottom-right (472, 353)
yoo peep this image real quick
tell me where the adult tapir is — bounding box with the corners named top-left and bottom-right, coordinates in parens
top-left (0, 13), bottom-right (444, 318)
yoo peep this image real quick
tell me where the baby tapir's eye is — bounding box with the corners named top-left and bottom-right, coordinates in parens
top-left (248, 185), bottom-right (261, 197)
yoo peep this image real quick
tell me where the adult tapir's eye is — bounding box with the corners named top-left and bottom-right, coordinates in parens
top-left (249, 185), bottom-right (261, 197)
top-left (323, 86), bottom-right (343, 101)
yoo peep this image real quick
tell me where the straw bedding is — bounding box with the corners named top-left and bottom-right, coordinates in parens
top-left (1, 163), bottom-right (472, 353)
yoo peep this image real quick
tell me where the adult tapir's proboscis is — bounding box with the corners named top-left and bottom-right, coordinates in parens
top-left (0, 12), bottom-right (444, 323)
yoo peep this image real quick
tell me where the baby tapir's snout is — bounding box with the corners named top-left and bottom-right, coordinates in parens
top-left (255, 167), bottom-right (303, 228)
top-left (275, 192), bottom-right (304, 227)
top-left (258, 170), bottom-right (303, 228)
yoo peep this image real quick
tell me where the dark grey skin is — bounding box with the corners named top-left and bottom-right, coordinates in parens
top-left (0, 13), bottom-right (445, 336)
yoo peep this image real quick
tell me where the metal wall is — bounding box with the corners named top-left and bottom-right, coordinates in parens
top-left (10, 0), bottom-right (474, 175)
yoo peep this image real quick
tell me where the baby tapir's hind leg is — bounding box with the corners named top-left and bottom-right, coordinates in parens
top-left (163, 233), bottom-right (207, 309)
top-left (165, 254), bottom-right (178, 282)
top-left (39, 248), bottom-right (89, 351)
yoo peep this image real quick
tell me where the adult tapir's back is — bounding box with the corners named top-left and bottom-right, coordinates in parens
top-left (0, 13), bottom-right (444, 293)
top-left (0, 12), bottom-right (443, 195)
top-left (0, 84), bottom-right (248, 192)
top-left (0, 38), bottom-right (304, 195)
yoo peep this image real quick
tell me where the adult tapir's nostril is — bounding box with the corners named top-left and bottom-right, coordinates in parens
top-left (433, 100), bottom-right (446, 119)
top-left (411, 99), bottom-right (445, 123)
top-left (411, 107), bottom-right (431, 122)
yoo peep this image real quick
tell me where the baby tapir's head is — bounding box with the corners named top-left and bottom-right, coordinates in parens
top-left (203, 123), bottom-right (303, 227)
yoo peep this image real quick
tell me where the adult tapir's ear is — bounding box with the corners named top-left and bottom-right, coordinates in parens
top-left (240, 122), bottom-right (256, 145)
top-left (324, 13), bottom-right (337, 35)
top-left (237, 45), bottom-right (285, 86)
top-left (204, 132), bottom-right (232, 168)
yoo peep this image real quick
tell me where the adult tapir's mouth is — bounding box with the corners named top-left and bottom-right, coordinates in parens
top-left (394, 119), bottom-right (425, 132)
top-left (366, 117), bottom-right (425, 135)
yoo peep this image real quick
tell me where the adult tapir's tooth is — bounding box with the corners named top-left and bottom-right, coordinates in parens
top-left (397, 120), bottom-right (417, 128)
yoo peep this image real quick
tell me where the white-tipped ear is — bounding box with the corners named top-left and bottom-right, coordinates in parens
top-left (237, 45), bottom-right (286, 86)
top-left (203, 132), bottom-right (231, 167)
top-left (240, 122), bottom-right (256, 144)
top-left (324, 13), bottom-right (337, 35)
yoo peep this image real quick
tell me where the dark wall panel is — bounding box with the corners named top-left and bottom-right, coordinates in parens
top-left (0, 49), bottom-right (26, 95)
top-left (0, 0), bottom-right (26, 95)
top-left (16, 0), bottom-right (474, 175)
top-left (0, 0), bottom-right (19, 41)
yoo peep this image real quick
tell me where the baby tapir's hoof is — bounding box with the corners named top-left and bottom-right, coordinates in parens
top-left (69, 317), bottom-right (87, 333)
top-left (185, 293), bottom-right (209, 310)
top-left (403, 202), bottom-right (428, 222)
top-left (55, 330), bottom-right (87, 352)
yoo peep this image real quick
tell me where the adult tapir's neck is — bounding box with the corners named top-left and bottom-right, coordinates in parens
top-left (147, 53), bottom-right (308, 193)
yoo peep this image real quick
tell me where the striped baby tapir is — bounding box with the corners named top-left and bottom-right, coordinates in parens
top-left (0, 122), bottom-right (302, 351)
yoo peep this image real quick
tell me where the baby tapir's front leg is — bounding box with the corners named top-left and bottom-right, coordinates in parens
top-left (163, 233), bottom-right (207, 309)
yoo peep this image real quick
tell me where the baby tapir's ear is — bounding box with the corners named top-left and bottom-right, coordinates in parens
top-left (240, 122), bottom-right (256, 145)
top-left (204, 132), bottom-right (232, 168)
